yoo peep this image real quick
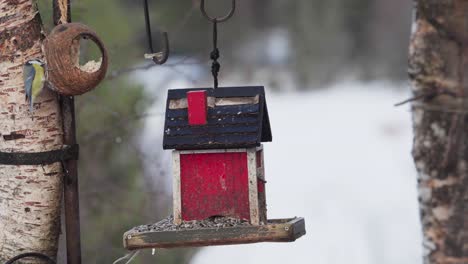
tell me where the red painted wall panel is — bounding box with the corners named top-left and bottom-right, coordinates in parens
top-left (180, 152), bottom-right (250, 221)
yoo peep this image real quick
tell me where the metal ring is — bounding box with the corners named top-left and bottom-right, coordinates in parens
top-left (200, 0), bottom-right (236, 23)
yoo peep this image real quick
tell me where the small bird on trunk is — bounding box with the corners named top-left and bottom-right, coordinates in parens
top-left (23, 59), bottom-right (46, 113)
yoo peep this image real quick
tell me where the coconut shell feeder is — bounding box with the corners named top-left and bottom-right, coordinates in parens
top-left (123, 0), bottom-right (305, 250)
top-left (44, 22), bottom-right (108, 96)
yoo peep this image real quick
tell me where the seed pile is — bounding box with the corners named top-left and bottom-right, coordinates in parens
top-left (129, 215), bottom-right (252, 233)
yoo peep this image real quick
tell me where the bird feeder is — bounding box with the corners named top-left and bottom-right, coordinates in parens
top-left (122, 0), bottom-right (304, 251)
top-left (123, 87), bottom-right (305, 249)
top-left (44, 22), bottom-right (108, 96)
top-left (167, 87), bottom-right (271, 226)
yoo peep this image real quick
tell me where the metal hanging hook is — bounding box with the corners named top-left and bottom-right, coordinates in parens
top-left (143, 0), bottom-right (170, 65)
top-left (145, 31), bottom-right (170, 65)
top-left (200, 0), bottom-right (236, 23)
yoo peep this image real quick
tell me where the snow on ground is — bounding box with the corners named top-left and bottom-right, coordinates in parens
top-left (135, 63), bottom-right (423, 264)
top-left (189, 82), bottom-right (423, 264)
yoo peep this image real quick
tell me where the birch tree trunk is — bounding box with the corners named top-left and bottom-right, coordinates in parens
top-left (0, 0), bottom-right (64, 261)
top-left (409, 1), bottom-right (468, 263)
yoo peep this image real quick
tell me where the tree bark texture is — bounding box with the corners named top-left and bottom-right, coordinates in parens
top-left (0, 0), bottom-right (64, 262)
top-left (409, 1), bottom-right (467, 263)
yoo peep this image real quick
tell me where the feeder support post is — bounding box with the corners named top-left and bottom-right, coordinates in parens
top-left (409, 1), bottom-right (468, 263)
top-left (52, 1), bottom-right (82, 264)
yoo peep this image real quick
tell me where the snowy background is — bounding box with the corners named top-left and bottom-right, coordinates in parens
top-left (38, 1), bottom-right (416, 262)
top-left (190, 83), bottom-right (423, 264)
top-left (135, 63), bottom-right (423, 264)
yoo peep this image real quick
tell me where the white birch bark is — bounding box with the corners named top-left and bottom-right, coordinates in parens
top-left (0, 0), bottom-right (64, 261)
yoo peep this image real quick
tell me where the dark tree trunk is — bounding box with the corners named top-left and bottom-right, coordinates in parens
top-left (409, 1), bottom-right (468, 263)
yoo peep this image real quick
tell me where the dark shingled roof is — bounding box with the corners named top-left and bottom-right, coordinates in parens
top-left (163, 86), bottom-right (272, 150)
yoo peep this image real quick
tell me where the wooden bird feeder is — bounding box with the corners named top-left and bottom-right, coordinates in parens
top-left (123, 86), bottom-right (306, 249)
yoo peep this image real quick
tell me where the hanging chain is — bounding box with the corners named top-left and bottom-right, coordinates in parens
top-left (210, 20), bottom-right (220, 89)
top-left (200, 0), bottom-right (236, 89)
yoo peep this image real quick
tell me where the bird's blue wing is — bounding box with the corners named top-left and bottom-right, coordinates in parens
top-left (23, 64), bottom-right (35, 111)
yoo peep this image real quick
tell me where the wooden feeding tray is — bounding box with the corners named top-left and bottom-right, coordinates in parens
top-left (123, 217), bottom-right (306, 250)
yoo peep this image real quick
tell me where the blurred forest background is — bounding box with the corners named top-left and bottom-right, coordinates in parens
top-left (36, 0), bottom-right (412, 263)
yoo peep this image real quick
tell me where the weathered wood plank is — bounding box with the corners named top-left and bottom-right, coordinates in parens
top-left (164, 134), bottom-right (259, 150)
top-left (166, 115), bottom-right (259, 127)
top-left (167, 87), bottom-right (265, 100)
top-left (123, 218), bottom-right (306, 250)
top-left (247, 148), bottom-right (260, 225)
top-left (167, 104), bottom-right (260, 118)
top-left (172, 151), bottom-right (182, 225)
top-left (165, 124), bottom-right (259, 137)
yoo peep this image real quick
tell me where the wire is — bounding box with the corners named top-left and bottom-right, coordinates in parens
top-left (4, 252), bottom-right (56, 264)
top-left (411, 102), bottom-right (468, 115)
top-left (112, 250), bottom-right (140, 264)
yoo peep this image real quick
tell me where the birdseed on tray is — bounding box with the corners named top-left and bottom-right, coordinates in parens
top-left (129, 215), bottom-right (252, 233)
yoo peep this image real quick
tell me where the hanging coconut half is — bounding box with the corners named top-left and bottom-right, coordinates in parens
top-left (44, 22), bottom-right (108, 96)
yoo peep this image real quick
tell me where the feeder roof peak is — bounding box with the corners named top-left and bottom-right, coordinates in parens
top-left (163, 86), bottom-right (272, 150)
